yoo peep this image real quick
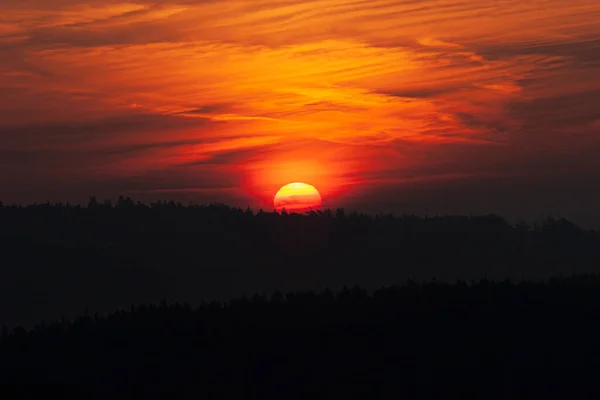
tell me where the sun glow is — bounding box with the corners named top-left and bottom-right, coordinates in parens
top-left (274, 182), bottom-right (322, 213)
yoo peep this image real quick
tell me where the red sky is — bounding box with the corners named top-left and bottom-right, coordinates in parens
top-left (1, 0), bottom-right (599, 224)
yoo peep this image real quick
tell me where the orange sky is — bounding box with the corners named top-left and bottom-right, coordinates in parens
top-left (1, 0), bottom-right (599, 223)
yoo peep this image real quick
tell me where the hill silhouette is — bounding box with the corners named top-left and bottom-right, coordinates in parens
top-left (2, 277), bottom-right (600, 398)
top-left (1, 197), bottom-right (598, 328)
top-left (2, 197), bottom-right (600, 396)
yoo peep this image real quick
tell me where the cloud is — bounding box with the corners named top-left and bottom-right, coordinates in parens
top-left (0, 113), bottom-right (215, 149)
top-left (385, 85), bottom-right (477, 99)
top-left (1, 0), bottom-right (600, 223)
top-left (473, 37), bottom-right (600, 66)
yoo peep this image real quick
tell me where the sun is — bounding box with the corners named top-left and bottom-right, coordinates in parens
top-left (274, 182), bottom-right (322, 213)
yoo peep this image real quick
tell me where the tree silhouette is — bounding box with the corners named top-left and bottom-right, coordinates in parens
top-left (0, 276), bottom-right (600, 397)
top-left (0, 197), bottom-right (599, 397)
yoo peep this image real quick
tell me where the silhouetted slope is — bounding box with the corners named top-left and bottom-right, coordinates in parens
top-left (0, 199), bottom-right (599, 327)
top-left (2, 278), bottom-right (600, 398)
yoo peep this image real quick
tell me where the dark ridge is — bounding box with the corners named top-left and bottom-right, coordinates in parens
top-left (2, 198), bottom-right (600, 396)
top-left (2, 277), bottom-right (600, 398)
top-left (1, 197), bottom-right (599, 329)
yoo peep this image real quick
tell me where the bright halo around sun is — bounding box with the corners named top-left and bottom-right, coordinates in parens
top-left (274, 182), bottom-right (322, 213)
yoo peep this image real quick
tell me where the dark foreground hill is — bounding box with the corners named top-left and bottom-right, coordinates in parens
top-left (2, 277), bottom-right (600, 398)
top-left (1, 198), bottom-right (600, 327)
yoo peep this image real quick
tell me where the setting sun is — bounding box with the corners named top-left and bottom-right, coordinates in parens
top-left (274, 183), bottom-right (322, 213)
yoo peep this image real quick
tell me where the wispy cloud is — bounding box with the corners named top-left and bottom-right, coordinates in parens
top-left (0, 0), bottom-right (599, 219)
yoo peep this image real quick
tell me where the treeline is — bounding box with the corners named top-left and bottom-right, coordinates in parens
top-left (2, 276), bottom-right (600, 398)
top-left (0, 197), bottom-right (596, 274)
top-left (2, 197), bottom-right (600, 326)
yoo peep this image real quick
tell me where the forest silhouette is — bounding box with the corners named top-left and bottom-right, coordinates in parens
top-left (1, 197), bottom-right (600, 397)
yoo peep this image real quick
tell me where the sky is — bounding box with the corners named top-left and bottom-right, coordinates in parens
top-left (1, 0), bottom-right (599, 224)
